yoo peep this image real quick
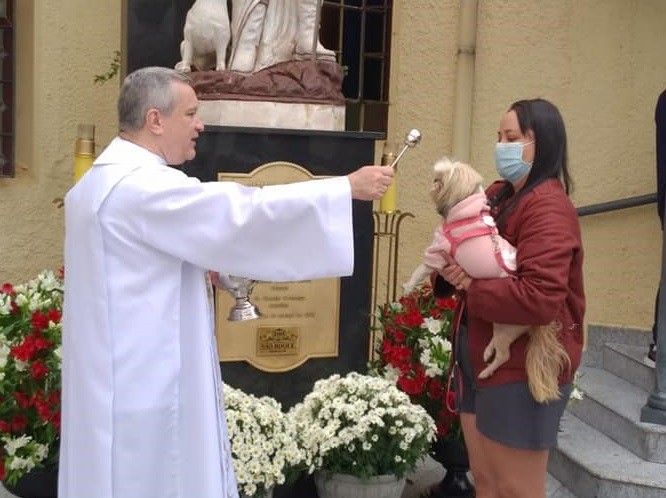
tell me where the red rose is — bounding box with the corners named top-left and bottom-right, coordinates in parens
top-left (31, 361), bottom-right (49, 380)
top-left (32, 336), bottom-right (52, 352)
top-left (34, 398), bottom-right (52, 422)
top-left (427, 378), bottom-right (444, 400)
top-left (50, 412), bottom-right (61, 431)
top-left (31, 311), bottom-right (49, 332)
top-left (46, 308), bottom-right (62, 324)
top-left (48, 390), bottom-right (60, 406)
top-left (390, 328), bottom-right (406, 344)
top-left (1, 283), bottom-right (14, 295)
top-left (11, 339), bottom-right (36, 362)
top-left (13, 392), bottom-right (31, 410)
top-left (11, 414), bottom-right (28, 432)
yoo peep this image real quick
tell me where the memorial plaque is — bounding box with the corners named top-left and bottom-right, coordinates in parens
top-left (216, 160), bottom-right (341, 372)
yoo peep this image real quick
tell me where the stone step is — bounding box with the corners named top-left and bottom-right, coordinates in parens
top-left (549, 411), bottom-right (666, 498)
top-left (603, 342), bottom-right (656, 393)
top-left (568, 366), bottom-right (666, 463)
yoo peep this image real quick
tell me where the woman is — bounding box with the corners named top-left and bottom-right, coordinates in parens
top-left (438, 98), bottom-right (585, 498)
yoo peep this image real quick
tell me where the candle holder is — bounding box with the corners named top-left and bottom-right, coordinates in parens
top-left (370, 128), bottom-right (422, 359)
top-left (369, 209), bottom-right (414, 359)
top-left (379, 142), bottom-right (399, 213)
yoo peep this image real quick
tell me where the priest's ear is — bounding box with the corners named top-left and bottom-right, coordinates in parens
top-left (145, 108), bottom-right (165, 135)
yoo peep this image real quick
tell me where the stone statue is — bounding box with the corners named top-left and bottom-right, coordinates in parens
top-left (229, 0), bottom-right (335, 73)
top-left (175, 0), bottom-right (231, 72)
top-left (175, 0), bottom-right (335, 74)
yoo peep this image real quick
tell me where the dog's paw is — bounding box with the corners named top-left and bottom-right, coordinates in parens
top-left (175, 61), bottom-right (192, 73)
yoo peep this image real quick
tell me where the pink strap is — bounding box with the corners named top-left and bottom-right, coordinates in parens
top-left (441, 215), bottom-right (515, 276)
top-left (441, 215), bottom-right (494, 258)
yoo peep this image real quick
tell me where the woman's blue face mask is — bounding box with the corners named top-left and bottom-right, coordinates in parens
top-left (495, 141), bottom-right (534, 183)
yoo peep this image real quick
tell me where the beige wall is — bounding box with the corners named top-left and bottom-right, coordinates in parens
top-left (1, 0), bottom-right (120, 282)
top-left (2, 0), bottom-right (665, 331)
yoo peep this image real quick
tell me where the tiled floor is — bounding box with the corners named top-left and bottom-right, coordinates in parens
top-left (0, 457), bottom-right (575, 498)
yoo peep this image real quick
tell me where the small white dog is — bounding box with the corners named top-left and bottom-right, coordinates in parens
top-left (405, 158), bottom-right (569, 402)
top-left (175, 0), bottom-right (231, 72)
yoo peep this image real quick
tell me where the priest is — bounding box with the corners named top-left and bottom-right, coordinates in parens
top-left (60, 66), bottom-right (393, 498)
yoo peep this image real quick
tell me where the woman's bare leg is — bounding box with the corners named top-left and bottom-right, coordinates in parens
top-left (460, 413), bottom-right (498, 498)
top-left (479, 430), bottom-right (549, 498)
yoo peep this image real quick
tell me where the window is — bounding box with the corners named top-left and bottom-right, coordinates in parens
top-left (0, 0), bottom-right (14, 177)
top-left (320, 0), bottom-right (392, 132)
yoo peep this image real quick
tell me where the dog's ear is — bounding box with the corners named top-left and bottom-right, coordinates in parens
top-left (430, 158), bottom-right (456, 217)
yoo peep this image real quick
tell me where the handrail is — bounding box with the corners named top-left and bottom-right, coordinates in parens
top-left (577, 192), bottom-right (657, 217)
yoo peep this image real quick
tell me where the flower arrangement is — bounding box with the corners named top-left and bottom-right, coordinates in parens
top-left (0, 270), bottom-right (63, 486)
top-left (370, 284), bottom-right (461, 440)
top-left (288, 372), bottom-right (436, 480)
top-left (223, 383), bottom-right (312, 497)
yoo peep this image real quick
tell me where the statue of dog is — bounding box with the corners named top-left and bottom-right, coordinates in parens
top-left (175, 0), bottom-right (231, 72)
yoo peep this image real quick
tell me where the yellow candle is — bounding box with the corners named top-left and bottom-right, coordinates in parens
top-left (379, 176), bottom-right (397, 213)
top-left (379, 150), bottom-right (397, 213)
top-left (74, 124), bottom-right (95, 182)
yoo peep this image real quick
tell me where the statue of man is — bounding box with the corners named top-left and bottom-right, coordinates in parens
top-left (229, 0), bottom-right (336, 73)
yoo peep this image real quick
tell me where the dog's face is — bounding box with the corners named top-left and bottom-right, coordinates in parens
top-left (430, 158), bottom-right (484, 217)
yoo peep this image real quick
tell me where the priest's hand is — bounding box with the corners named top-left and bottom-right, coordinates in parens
top-left (347, 165), bottom-right (394, 201)
top-left (209, 271), bottom-right (235, 290)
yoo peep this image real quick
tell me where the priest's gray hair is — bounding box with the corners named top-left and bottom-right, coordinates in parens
top-left (118, 67), bottom-right (192, 132)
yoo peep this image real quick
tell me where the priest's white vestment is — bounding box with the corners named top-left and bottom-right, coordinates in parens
top-left (60, 138), bottom-right (355, 498)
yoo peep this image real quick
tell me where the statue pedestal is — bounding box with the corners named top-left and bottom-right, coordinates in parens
top-left (198, 100), bottom-right (345, 130)
top-left (190, 60), bottom-right (346, 131)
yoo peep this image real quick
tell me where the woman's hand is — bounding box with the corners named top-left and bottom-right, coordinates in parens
top-left (439, 253), bottom-right (472, 291)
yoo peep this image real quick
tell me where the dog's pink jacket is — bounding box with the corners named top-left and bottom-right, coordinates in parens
top-left (404, 192), bottom-right (516, 292)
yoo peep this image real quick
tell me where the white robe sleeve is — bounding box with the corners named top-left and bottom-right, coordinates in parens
top-left (101, 165), bottom-right (355, 281)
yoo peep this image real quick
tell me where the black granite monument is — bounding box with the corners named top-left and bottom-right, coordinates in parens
top-left (182, 126), bottom-right (384, 408)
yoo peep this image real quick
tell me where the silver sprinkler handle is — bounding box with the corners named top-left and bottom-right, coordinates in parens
top-left (388, 129), bottom-right (422, 169)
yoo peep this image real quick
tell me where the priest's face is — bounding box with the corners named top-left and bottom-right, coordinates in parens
top-left (159, 81), bottom-right (204, 165)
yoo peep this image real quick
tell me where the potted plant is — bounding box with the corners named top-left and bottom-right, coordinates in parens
top-left (0, 270), bottom-right (63, 496)
top-left (288, 372), bottom-right (436, 498)
top-left (371, 284), bottom-right (460, 439)
top-left (371, 284), bottom-right (473, 497)
top-left (223, 383), bottom-right (312, 498)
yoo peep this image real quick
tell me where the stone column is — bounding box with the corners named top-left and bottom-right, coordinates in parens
top-left (641, 216), bottom-right (666, 424)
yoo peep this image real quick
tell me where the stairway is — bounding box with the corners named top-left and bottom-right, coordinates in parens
top-left (548, 326), bottom-right (666, 497)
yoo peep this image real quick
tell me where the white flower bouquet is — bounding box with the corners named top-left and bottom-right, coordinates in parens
top-left (288, 372), bottom-right (436, 481)
top-left (223, 383), bottom-right (312, 497)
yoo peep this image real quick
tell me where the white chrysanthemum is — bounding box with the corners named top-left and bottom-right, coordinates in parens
top-left (387, 302), bottom-right (404, 313)
top-left (222, 384), bottom-right (311, 497)
top-left (14, 294), bottom-right (28, 307)
top-left (0, 343), bottom-right (11, 369)
top-left (0, 294), bottom-right (11, 315)
top-left (14, 359), bottom-right (28, 372)
top-left (3, 435), bottom-right (32, 456)
top-left (288, 372), bottom-right (436, 479)
top-left (431, 335), bottom-right (452, 353)
top-left (422, 317), bottom-right (443, 334)
top-left (8, 456), bottom-right (36, 472)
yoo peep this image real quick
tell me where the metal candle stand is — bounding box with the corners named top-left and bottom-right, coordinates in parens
top-left (368, 128), bottom-right (421, 359)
